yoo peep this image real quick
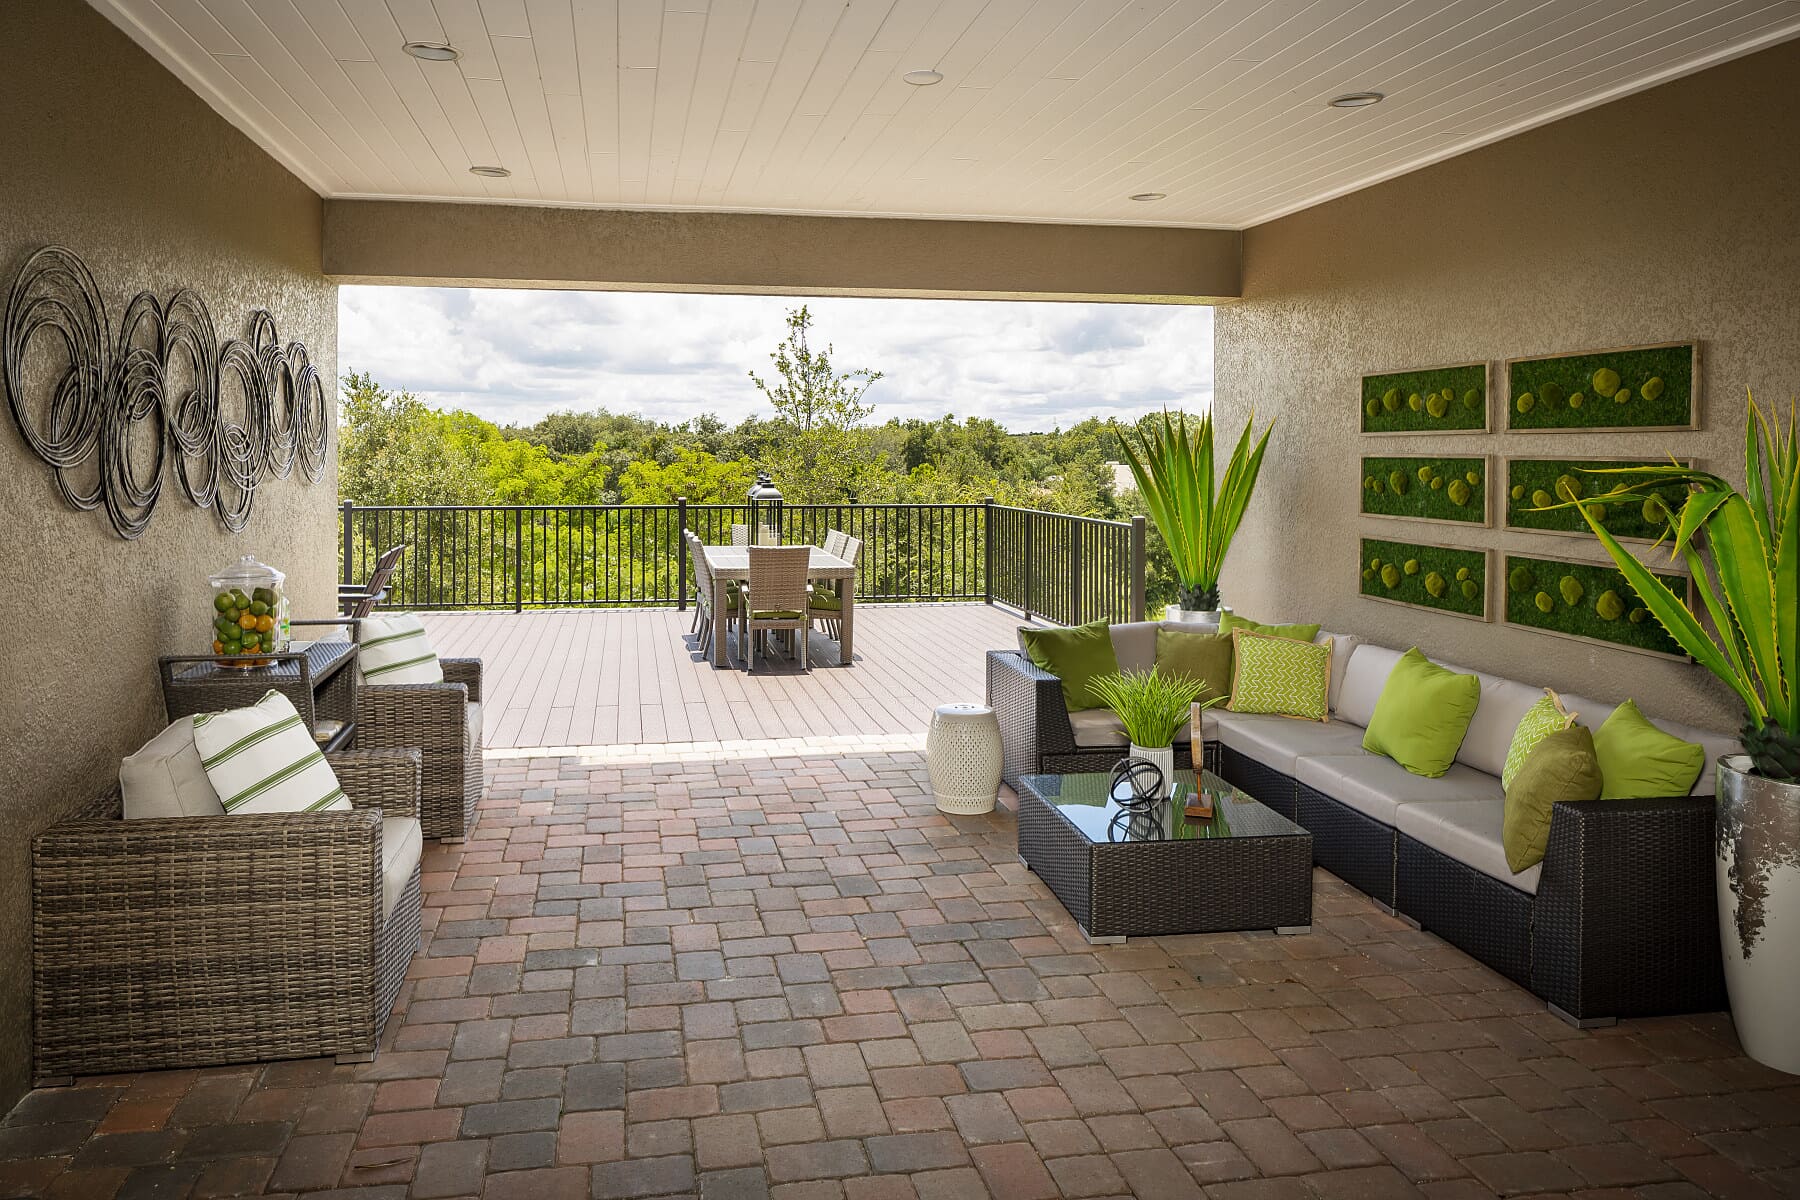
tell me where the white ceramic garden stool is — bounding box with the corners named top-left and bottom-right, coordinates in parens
top-left (926, 703), bottom-right (1002, 815)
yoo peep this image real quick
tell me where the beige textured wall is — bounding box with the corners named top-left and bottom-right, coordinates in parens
top-left (0, 1), bottom-right (335, 1109)
top-left (1213, 39), bottom-right (1800, 733)
top-left (325, 199), bottom-right (1243, 303)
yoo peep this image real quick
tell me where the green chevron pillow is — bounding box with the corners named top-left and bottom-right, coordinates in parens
top-left (1226, 630), bottom-right (1332, 722)
top-left (1501, 690), bottom-right (1577, 790)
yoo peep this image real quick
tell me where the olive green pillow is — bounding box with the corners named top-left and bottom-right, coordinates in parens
top-left (1219, 613), bottom-right (1322, 643)
top-left (1155, 628), bottom-right (1233, 707)
top-left (1020, 621), bottom-right (1119, 713)
top-left (1593, 699), bottom-right (1705, 799)
top-left (1503, 725), bottom-right (1603, 873)
top-left (1361, 647), bottom-right (1480, 778)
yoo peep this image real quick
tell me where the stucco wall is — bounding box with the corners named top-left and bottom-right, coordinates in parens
top-left (1213, 38), bottom-right (1800, 733)
top-left (0, 1), bottom-right (335, 1109)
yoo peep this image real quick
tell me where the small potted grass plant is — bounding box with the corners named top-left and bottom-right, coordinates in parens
top-left (1089, 668), bottom-right (1219, 797)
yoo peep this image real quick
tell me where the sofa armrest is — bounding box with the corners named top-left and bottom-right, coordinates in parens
top-left (1530, 795), bottom-right (1726, 1022)
top-left (986, 650), bottom-right (1078, 790)
top-left (330, 748), bottom-right (421, 820)
top-left (441, 657), bottom-right (482, 703)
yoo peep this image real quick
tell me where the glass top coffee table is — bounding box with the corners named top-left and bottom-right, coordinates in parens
top-left (1017, 768), bottom-right (1313, 944)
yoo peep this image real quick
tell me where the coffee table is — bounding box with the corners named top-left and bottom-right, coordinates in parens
top-left (1017, 769), bottom-right (1313, 944)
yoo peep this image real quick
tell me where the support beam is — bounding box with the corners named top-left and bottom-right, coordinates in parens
top-left (323, 201), bottom-right (1241, 304)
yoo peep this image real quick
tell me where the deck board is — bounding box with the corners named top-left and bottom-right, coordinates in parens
top-left (420, 603), bottom-right (1028, 751)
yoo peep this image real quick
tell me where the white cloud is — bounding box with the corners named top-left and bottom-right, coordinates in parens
top-left (337, 286), bottom-right (1213, 432)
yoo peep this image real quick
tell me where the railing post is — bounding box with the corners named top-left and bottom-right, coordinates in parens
top-left (340, 500), bottom-right (354, 585)
top-left (1130, 515), bottom-right (1147, 622)
top-left (676, 496), bottom-right (688, 612)
top-left (982, 498), bottom-right (994, 606)
top-left (512, 507), bottom-right (524, 613)
top-left (1022, 511), bottom-right (1034, 623)
top-left (1070, 520), bottom-right (1083, 627)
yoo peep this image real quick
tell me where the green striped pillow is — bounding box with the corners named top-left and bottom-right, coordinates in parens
top-left (357, 613), bottom-right (444, 684)
top-left (193, 690), bottom-right (349, 815)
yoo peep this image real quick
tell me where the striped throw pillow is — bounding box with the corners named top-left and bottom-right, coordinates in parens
top-left (193, 690), bottom-right (349, 814)
top-left (357, 613), bottom-right (444, 684)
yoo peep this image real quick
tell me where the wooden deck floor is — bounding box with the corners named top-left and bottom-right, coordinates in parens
top-left (419, 603), bottom-right (1027, 752)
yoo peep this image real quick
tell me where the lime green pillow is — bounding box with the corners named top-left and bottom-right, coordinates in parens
top-left (1593, 699), bottom-right (1705, 798)
top-left (1361, 648), bottom-right (1480, 778)
top-left (1226, 630), bottom-right (1332, 722)
top-left (1021, 621), bottom-right (1119, 713)
top-left (1503, 725), bottom-right (1603, 873)
top-left (1155, 628), bottom-right (1233, 707)
top-left (1220, 613), bottom-right (1322, 642)
top-left (1501, 690), bottom-right (1576, 790)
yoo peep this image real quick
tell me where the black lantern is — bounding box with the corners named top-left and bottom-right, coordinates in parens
top-left (746, 472), bottom-right (783, 545)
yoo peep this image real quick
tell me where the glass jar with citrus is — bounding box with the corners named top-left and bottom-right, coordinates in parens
top-left (207, 555), bottom-right (290, 667)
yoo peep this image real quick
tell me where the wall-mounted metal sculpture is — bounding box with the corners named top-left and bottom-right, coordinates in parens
top-left (2, 245), bottom-right (326, 539)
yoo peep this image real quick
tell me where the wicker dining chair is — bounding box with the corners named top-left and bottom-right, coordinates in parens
top-left (32, 748), bottom-right (425, 1082)
top-left (823, 529), bottom-right (849, 559)
top-left (690, 533), bottom-right (734, 661)
top-left (739, 545), bottom-right (814, 672)
top-left (810, 533), bottom-right (861, 642)
top-left (340, 543), bottom-right (407, 618)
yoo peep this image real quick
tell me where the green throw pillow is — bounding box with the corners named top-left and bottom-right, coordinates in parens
top-left (1501, 690), bottom-right (1576, 791)
top-left (1503, 725), bottom-right (1603, 873)
top-left (1155, 627), bottom-right (1233, 707)
top-left (1593, 699), bottom-right (1705, 799)
top-left (1361, 647), bottom-right (1480, 778)
top-left (1220, 613), bottom-right (1322, 642)
top-left (1020, 621), bottom-right (1119, 713)
top-left (1226, 630), bottom-right (1332, 722)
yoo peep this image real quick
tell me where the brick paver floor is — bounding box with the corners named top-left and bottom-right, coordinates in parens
top-left (5, 749), bottom-right (1799, 1199)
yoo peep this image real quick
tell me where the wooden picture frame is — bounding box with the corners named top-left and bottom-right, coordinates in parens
top-left (1358, 537), bottom-right (1492, 623)
top-left (1361, 454), bottom-right (1492, 528)
top-left (1503, 340), bottom-right (1701, 434)
top-left (1501, 456), bottom-right (1697, 545)
top-left (1359, 361), bottom-right (1491, 436)
top-left (1499, 547), bottom-right (1695, 660)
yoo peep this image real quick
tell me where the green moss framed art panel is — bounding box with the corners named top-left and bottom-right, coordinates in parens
top-left (1360, 362), bottom-right (1489, 435)
top-left (1361, 455), bottom-right (1489, 526)
top-left (1501, 551), bottom-right (1691, 659)
top-left (1503, 457), bottom-right (1695, 544)
top-left (1504, 341), bottom-right (1700, 432)
top-left (1359, 537), bottom-right (1490, 621)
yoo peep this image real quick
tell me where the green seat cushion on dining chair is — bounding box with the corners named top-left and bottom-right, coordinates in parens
top-left (1219, 613), bottom-right (1323, 642)
top-left (809, 589), bottom-right (842, 612)
top-left (1361, 647), bottom-right (1481, 778)
top-left (1593, 699), bottom-right (1706, 798)
top-left (750, 609), bottom-right (803, 620)
top-left (1155, 627), bottom-right (1233, 707)
top-left (1503, 724), bottom-right (1603, 873)
top-left (1020, 620), bottom-right (1119, 713)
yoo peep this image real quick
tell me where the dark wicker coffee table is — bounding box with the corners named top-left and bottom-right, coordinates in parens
top-left (1017, 769), bottom-right (1313, 944)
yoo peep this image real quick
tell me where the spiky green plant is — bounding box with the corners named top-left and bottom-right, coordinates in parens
top-left (1557, 396), bottom-right (1797, 779)
top-left (1118, 411), bottom-right (1274, 612)
top-left (1087, 668), bottom-right (1213, 749)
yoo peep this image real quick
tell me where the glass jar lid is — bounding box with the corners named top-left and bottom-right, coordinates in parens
top-left (208, 554), bottom-right (287, 591)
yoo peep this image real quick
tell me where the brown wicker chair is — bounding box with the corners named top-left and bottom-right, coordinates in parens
top-left (31, 749), bottom-right (425, 1083)
top-left (355, 655), bottom-right (484, 842)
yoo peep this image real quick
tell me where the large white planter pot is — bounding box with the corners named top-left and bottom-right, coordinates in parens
top-left (1715, 755), bottom-right (1800, 1075)
top-left (1130, 743), bottom-right (1177, 798)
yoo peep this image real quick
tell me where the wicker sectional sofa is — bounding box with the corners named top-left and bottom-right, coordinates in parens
top-left (987, 622), bottom-right (1738, 1026)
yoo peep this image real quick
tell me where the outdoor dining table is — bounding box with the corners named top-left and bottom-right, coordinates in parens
top-left (702, 543), bottom-right (857, 668)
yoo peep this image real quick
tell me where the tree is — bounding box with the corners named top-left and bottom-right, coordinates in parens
top-left (337, 371), bottom-right (485, 505)
top-left (619, 447), bottom-right (755, 504)
top-left (750, 306), bottom-right (887, 502)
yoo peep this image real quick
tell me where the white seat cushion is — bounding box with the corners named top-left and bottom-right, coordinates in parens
top-left (1215, 714), bottom-right (1370, 776)
top-left (1314, 631), bottom-right (1361, 714)
top-left (466, 701), bottom-right (483, 749)
top-left (1293, 752), bottom-right (1503, 825)
top-left (1556, 694), bottom-right (1738, 797)
top-left (193, 691), bottom-right (350, 815)
top-left (1396, 799), bottom-right (1540, 895)
top-left (1069, 707), bottom-right (1193, 749)
top-left (381, 816), bottom-right (423, 920)
top-left (1456, 675), bottom-right (1551, 778)
top-left (120, 716), bottom-right (226, 819)
top-left (357, 613), bottom-right (445, 685)
top-left (1334, 644), bottom-right (1406, 728)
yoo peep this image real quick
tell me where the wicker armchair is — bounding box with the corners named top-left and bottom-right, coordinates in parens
top-left (32, 749), bottom-right (424, 1083)
top-left (356, 655), bottom-right (484, 841)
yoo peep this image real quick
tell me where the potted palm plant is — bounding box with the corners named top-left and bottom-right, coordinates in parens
top-left (1089, 668), bottom-right (1220, 797)
top-left (1564, 396), bottom-right (1797, 1074)
top-left (1119, 411), bottom-right (1274, 622)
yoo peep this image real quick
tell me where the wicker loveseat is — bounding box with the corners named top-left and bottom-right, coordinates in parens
top-left (32, 749), bottom-right (424, 1083)
top-left (989, 622), bottom-right (1739, 1026)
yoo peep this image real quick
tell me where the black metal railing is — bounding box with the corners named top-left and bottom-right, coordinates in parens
top-left (340, 499), bottom-right (1145, 624)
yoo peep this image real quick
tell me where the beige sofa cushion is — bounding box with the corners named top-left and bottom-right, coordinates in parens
top-left (382, 816), bottom-right (423, 920)
top-left (1334, 644), bottom-right (1405, 728)
top-left (1396, 799), bottom-right (1541, 895)
top-left (120, 716), bottom-right (226, 819)
top-left (1214, 713), bottom-right (1370, 776)
top-left (1455, 675), bottom-right (1550, 778)
top-left (1294, 752), bottom-right (1502, 825)
top-left (1314, 631), bottom-right (1361, 714)
top-left (1109, 622), bottom-right (1160, 674)
top-left (1557, 694), bottom-right (1738, 796)
top-left (1069, 707), bottom-right (1193, 749)
top-left (466, 701), bottom-right (483, 749)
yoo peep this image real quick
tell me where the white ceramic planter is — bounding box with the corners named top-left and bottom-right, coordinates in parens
top-left (1715, 755), bottom-right (1800, 1075)
top-left (1130, 743), bottom-right (1177, 798)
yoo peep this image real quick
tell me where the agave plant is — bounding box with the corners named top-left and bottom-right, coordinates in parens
top-left (1118, 411), bottom-right (1274, 612)
top-left (1088, 668), bottom-right (1214, 749)
top-left (1560, 396), bottom-right (1797, 780)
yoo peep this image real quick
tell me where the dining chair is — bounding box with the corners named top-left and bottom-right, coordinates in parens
top-left (809, 533), bottom-right (861, 643)
top-left (339, 543), bottom-right (407, 618)
top-left (823, 529), bottom-right (848, 559)
top-left (738, 545), bottom-right (813, 672)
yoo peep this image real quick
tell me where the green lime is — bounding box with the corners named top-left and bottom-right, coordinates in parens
top-left (250, 600), bottom-right (269, 617)
top-left (213, 593), bottom-right (232, 613)
top-left (253, 587), bottom-right (275, 604)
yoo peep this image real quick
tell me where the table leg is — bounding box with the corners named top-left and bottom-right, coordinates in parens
top-left (838, 578), bottom-right (855, 666)
top-left (712, 578), bottom-right (728, 668)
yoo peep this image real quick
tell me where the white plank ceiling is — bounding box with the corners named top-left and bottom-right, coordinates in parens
top-left (92, 0), bottom-right (1800, 229)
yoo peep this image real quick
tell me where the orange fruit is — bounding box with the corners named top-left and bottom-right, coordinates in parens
top-left (213, 640), bottom-right (224, 654)
top-left (256, 615), bottom-right (275, 633)
top-left (238, 612), bottom-right (257, 630)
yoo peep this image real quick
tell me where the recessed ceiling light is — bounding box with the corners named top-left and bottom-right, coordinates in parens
top-left (1329, 91), bottom-right (1385, 108)
top-left (469, 165), bottom-right (511, 178)
top-left (1129, 192), bottom-right (1166, 202)
top-left (902, 69), bottom-right (944, 86)
top-left (403, 41), bottom-right (460, 62)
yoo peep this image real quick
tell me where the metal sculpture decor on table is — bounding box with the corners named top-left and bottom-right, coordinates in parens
top-left (1107, 757), bottom-right (1167, 842)
top-left (1, 245), bottom-right (327, 539)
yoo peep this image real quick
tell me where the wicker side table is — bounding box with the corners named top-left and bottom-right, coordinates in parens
top-left (927, 703), bottom-right (1003, 814)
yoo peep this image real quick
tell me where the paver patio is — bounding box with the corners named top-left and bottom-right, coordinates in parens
top-left (4, 748), bottom-right (1797, 1200)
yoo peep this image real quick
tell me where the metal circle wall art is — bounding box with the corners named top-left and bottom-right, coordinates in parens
top-left (1, 245), bottom-right (327, 540)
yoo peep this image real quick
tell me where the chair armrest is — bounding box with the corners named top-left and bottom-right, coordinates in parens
top-left (329, 748), bottom-right (421, 820)
top-left (986, 650), bottom-right (1078, 789)
top-left (1530, 795), bottom-right (1726, 1021)
top-left (355, 685), bottom-right (469, 757)
top-left (441, 657), bottom-right (482, 703)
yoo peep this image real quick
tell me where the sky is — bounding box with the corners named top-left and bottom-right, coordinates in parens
top-left (337, 285), bottom-right (1213, 432)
